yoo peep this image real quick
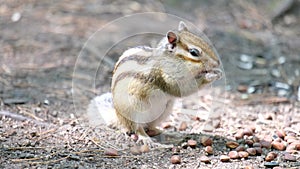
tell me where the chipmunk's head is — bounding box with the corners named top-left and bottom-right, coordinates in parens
top-left (165, 21), bottom-right (222, 86)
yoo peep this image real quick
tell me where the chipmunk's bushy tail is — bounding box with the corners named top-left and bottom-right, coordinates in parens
top-left (87, 93), bottom-right (119, 128)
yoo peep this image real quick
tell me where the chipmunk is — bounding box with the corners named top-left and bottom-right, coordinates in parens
top-left (89, 21), bottom-right (222, 145)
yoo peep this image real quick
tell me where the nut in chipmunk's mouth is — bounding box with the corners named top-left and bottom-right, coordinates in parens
top-left (195, 68), bottom-right (223, 82)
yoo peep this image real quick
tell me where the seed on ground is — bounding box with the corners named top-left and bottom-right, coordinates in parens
top-left (246, 148), bottom-right (256, 156)
top-left (200, 136), bottom-right (213, 146)
top-left (104, 148), bottom-right (118, 156)
top-left (283, 153), bottom-right (296, 162)
top-left (243, 128), bottom-right (253, 136)
top-left (172, 146), bottom-right (181, 155)
top-left (130, 146), bottom-right (142, 155)
top-left (276, 129), bottom-right (286, 138)
top-left (265, 152), bottom-right (275, 162)
top-left (205, 146), bottom-right (213, 155)
top-left (178, 121), bottom-right (187, 131)
top-left (220, 155), bottom-right (230, 162)
top-left (170, 155), bottom-right (181, 164)
top-left (253, 142), bottom-right (261, 147)
top-left (245, 139), bottom-right (254, 146)
top-left (199, 155), bottom-right (211, 163)
top-left (228, 151), bottom-right (239, 159)
top-left (238, 151), bottom-right (249, 158)
top-left (226, 141), bottom-right (239, 149)
top-left (272, 141), bottom-right (286, 151)
top-left (260, 140), bottom-right (272, 149)
top-left (187, 139), bottom-right (197, 148)
top-left (235, 145), bottom-right (245, 152)
top-left (140, 144), bottom-right (150, 153)
top-left (234, 131), bottom-right (244, 140)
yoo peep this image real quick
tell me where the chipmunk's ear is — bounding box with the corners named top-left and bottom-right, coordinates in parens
top-left (178, 21), bottom-right (188, 31)
top-left (167, 31), bottom-right (178, 45)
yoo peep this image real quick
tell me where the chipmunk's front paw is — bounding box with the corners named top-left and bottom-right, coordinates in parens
top-left (145, 127), bottom-right (162, 137)
top-left (137, 135), bottom-right (172, 149)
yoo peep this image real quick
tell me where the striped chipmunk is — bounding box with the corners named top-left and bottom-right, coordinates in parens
top-left (90, 21), bottom-right (222, 145)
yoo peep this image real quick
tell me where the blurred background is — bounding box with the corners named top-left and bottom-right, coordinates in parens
top-left (0, 0), bottom-right (299, 114)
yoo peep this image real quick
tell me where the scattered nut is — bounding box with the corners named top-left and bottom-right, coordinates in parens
top-left (260, 140), bottom-right (272, 149)
top-left (170, 155), bottom-right (181, 164)
top-left (265, 152), bottom-right (275, 162)
top-left (130, 146), bottom-right (141, 155)
top-left (140, 144), bottom-right (150, 153)
top-left (283, 153), bottom-right (296, 162)
top-left (228, 151), bottom-right (239, 159)
top-left (104, 148), bottom-right (118, 157)
top-left (220, 155), bottom-right (230, 162)
top-left (201, 136), bottom-right (213, 146)
top-left (238, 151), bottom-right (249, 158)
top-left (243, 128), bottom-right (253, 136)
top-left (205, 146), bottom-right (213, 155)
top-left (246, 148), bottom-right (256, 156)
top-left (272, 141), bottom-right (286, 151)
top-left (226, 141), bottom-right (239, 149)
top-left (235, 145), bottom-right (245, 152)
top-left (179, 121), bottom-right (187, 131)
top-left (199, 155), bottom-right (211, 163)
top-left (276, 129), bottom-right (286, 139)
top-left (187, 139), bottom-right (197, 148)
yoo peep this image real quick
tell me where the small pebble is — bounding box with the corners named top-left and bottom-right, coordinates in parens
top-left (272, 141), bottom-right (286, 151)
top-left (200, 136), bottom-right (213, 146)
top-left (283, 153), bottom-right (296, 162)
top-left (244, 166), bottom-right (254, 169)
top-left (228, 151), bottom-right (239, 159)
top-left (205, 146), bottom-right (213, 155)
top-left (238, 151), bottom-right (249, 158)
top-left (170, 155), bottom-right (181, 164)
top-left (199, 156), bottom-right (211, 163)
top-left (220, 155), bottom-right (230, 162)
top-left (178, 121), bottom-right (187, 131)
top-left (226, 141), bottom-right (239, 149)
top-left (187, 139), bottom-right (197, 148)
top-left (11, 12), bottom-right (21, 22)
top-left (264, 161), bottom-right (279, 168)
top-left (104, 148), bottom-right (118, 157)
top-left (130, 146), bottom-right (142, 155)
top-left (246, 148), bottom-right (256, 156)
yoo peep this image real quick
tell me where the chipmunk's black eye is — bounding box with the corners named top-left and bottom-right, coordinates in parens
top-left (189, 48), bottom-right (201, 57)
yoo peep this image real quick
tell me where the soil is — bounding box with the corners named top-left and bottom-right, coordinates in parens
top-left (1, 0), bottom-right (300, 168)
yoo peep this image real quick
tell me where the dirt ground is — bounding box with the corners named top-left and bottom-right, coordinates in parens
top-left (1, 0), bottom-right (300, 168)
